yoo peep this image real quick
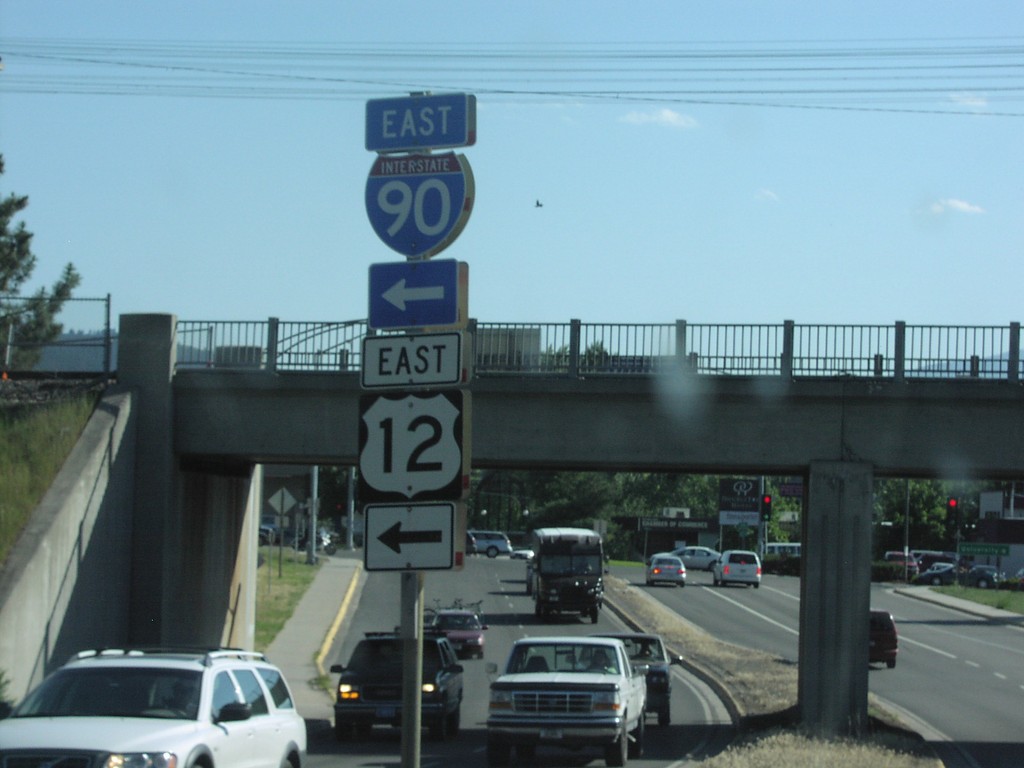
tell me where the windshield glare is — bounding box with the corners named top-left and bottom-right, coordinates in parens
top-left (14, 667), bottom-right (202, 719)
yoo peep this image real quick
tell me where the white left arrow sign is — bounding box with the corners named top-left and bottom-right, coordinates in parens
top-left (383, 279), bottom-right (445, 310)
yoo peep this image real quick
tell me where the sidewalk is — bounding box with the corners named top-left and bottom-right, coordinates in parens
top-left (265, 551), bottom-right (364, 725)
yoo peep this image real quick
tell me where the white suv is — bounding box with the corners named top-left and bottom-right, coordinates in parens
top-left (0, 648), bottom-right (307, 768)
top-left (712, 550), bottom-right (762, 588)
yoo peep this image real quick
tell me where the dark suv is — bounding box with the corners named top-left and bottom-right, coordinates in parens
top-left (330, 631), bottom-right (464, 741)
top-left (594, 631), bottom-right (683, 725)
top-left (869, 610), bottom-right (898, 668)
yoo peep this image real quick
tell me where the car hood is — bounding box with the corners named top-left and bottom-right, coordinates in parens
top-left (0, 716), bottom-right (204, 750)
top-left (441, 629), bottom-right (483, 641)
top-left (493, 672), bottom-right (620, 687)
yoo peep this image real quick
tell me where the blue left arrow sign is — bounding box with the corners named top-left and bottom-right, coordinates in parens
top-left (368, 259), bottom-right (466, 330)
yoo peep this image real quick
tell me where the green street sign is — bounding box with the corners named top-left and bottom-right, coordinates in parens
top-left (959, 542), bottom-right (1009, 556)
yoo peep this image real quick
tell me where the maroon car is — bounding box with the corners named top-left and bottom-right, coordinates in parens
top-left (430, 609), bottom-right (488, 659)
top-left (869, 609), bottom-right (898, 669)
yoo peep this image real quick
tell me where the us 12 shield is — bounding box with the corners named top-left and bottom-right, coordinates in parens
top-left (358, 391), bottom-right (469, 502)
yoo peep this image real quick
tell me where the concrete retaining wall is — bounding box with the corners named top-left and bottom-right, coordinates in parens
top-left (0, 390), bottom-right (136, 701)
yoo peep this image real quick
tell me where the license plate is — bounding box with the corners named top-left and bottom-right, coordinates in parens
top-left (540, 728), bottom-right (563, 739)
top-left (376, 706), bottom-right (396, 718)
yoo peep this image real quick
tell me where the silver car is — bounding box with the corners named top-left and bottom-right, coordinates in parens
top-left (712, 550), bottom-right (762, 588)
top-left (646, 555), bottom-right (687, 587)
top-left (671, 545), bottom-right (721, 572)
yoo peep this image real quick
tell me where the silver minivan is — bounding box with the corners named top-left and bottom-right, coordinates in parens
top-left (712, 550), bottom-right (762, 588)
top-left (467, 529), bottom-right (512, 557)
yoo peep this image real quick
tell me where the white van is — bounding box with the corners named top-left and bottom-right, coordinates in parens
top-left (467, 530), bottom-right (512, 557)
top-left (765, 542), bottom-right (801, 558)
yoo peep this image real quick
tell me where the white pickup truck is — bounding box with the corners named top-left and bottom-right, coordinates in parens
top-left (485, 635), bottom-right (647, 767)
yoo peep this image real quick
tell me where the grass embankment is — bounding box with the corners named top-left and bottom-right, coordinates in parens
top-left (934, 584), bottom-right (1024, 612)
top-left (603, 571), bottom-right (941, 768)
top-left (0, 394), bottom-right (97, 566)
top-left (254, 546), bottom-right (321, 652)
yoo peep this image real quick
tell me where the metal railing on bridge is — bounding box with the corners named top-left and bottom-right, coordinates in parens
top-left (173, 318), bottom-right (1022, 382)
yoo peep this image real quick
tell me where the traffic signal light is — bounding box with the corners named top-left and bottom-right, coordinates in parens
top-left (761, 494), bottom-right (773, 522)
top-left (947, 497), bottom-right (958, 515)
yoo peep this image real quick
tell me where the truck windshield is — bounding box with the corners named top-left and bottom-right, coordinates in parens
top-left (508, 643), bottom-right (619, 675)
top-left (539, 553), bottom-right (602, 576)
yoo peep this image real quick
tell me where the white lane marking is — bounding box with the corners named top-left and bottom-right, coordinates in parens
top-left (966, 660), bottom-right (981, 668)
top-left (707, 586), bottom-right (961, 660)
top-left (994, 672), bottom-right (1007, 680)
top-left (702, 587), bottom-right (799, 636)
top-left (761, 584), bottom-right (800, 602)
top-left (896, 634), bottom-right (957, 659)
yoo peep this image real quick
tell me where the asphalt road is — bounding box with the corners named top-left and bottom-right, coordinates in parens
top-left (609, 564), bottom-right (1024, 768)
top-left (309, 557), bottom-right (734, 768)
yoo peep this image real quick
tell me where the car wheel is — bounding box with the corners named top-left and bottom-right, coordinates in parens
top-left (430, 705), bottom-right (450, 741)
top-left (932, 576), bottom-right (942, 586)
top-left (628, 713), bottom-right (644, 758)
top-left (977, 578), bottom-right (989, 589)
top-left (590, 606), bottom-right (599, 624)
top-left (658, 705), bottom-right (670, 726)
top-left (887, 659), bottom-right (896, 669)
top-left (446, 705), bottom-right (461, 738)
top-left (754, 583), bottom-right (760, 589)
top-left (487, 546), bottom-right (499, 558)
top-left (486, 738), bottom-right (511, 767)
top-left (604, 729), bottom-right (628, 767)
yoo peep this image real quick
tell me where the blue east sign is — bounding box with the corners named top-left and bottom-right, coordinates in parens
top-left (366, 93), bottom-right (476, 153)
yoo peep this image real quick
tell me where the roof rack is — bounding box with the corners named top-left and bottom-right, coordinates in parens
top-left (71, 647), bottom-right (267, 666)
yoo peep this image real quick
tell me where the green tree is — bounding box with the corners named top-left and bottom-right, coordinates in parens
top-left (1, 154), bottom-right (81, 369)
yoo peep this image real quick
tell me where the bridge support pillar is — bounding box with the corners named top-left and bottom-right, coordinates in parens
top-left (119, 314), bottom-right (259, 649)
top-left (799, 460), bottom-right (873, 737)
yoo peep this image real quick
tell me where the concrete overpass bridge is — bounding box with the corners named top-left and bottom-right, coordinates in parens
top-left (116, 313), bottom-right (1024, 737)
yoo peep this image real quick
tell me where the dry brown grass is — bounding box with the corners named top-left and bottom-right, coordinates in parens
top-left (604, 575), bottom-right (940, 767)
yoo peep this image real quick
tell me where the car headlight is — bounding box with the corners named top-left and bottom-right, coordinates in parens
top-left (592, 691), bottom-right (621, 712)
top-left (421, 682), bottom-right (437, 694)
top-left (338, 682), bottom-right (361, 700)
top-left (489, 689), bottom-right (513, 710)
top-left (105, 754), bottom-right (176, 768)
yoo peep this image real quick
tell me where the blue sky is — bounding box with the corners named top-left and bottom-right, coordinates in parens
top-left (1, 1), bottom-right (1022, 332)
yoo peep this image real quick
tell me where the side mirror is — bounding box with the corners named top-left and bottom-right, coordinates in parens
top-left (451, 664), bottom-right (464, 674)
top-left (670, 654), bottom-right (684, 666)
top-left (633, 663), bottom-right (650, 675)
top-left (330, 663), bottom-right (344, 673)
top-left (216, 702), bottom-right (252, 723)
top-left (481, 624), bottom-right (489, 630)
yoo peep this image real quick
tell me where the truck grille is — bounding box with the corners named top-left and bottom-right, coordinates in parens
top-left (2, 752), bottom-right (96, 768)
top-left (513, 691), bottom-right (593, 714)
top-left (364, 684), bottom-right (401, 701)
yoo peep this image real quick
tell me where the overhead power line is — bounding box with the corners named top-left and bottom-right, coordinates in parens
top-left (1, 37), bottom-right (1022, 115)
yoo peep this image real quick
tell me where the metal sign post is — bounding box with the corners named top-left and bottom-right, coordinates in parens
top-left (399, 571), bottom-right (424, 768)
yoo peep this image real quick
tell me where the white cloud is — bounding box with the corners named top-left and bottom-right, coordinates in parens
top-left (930, 198), bottom-right (985, 215)
top-left (949, 92), bottom-right (989, 109)
top-left (755, 188), bottom-right (780, 203)
top-left (620, 108), bottom-right (697, 129)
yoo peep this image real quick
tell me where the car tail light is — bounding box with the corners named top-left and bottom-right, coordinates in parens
top-left (722, 565), bottom-right (730, 575)
top-left (677, 568), bottom-right (684, 576)
top-left (756, 565), bottom-right (762, 576)
top-left (652, 567), bottom-right (662, 575)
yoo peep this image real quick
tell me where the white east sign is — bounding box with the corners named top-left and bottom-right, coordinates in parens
top-left (361, 332), bottom-right (466, 389)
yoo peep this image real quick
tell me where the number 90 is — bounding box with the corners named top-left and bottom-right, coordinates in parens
top-left (377, 179), bottom-right (452, 237)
